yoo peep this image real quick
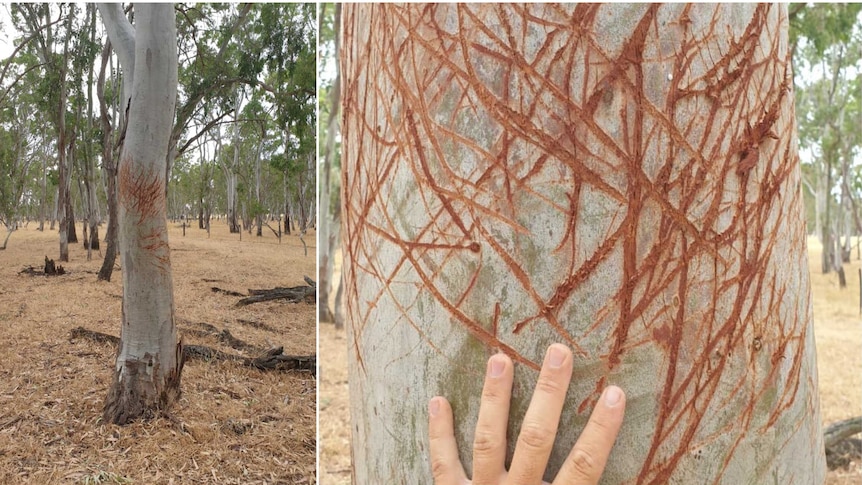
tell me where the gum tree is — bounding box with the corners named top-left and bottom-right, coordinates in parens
top-left (97, 3), bottom-right (182, 425)
top-left (341, 4), bottom-right (826, 483)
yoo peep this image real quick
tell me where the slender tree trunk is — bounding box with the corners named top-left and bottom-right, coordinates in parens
top-left (58, 6), bottom-right (76, 254)
top-left (97, 39), bottom-right (119, 281)
top-left (823, 155), bottom-right (833, 274)
top-left (58, 147), bottom-right (69, 259)
top-left (307, 152), bottom-right (316, 230)
top-left (39, 148), bottom-right (47, 231)
top-left (283, 176), bottom-right (291, 235)
top-left (333, 272), bottom-right (345, 331)
top-left (342, 4), bottom-right (825, 484)
top-left (840, 156), bottom-right (852, 263)
top-left (255, 123), bottom-right (264, 238)
top-left (85, 4), bottom-right (100, 255)
top-left (319, 16), bottom-right (342, 320)
top-left (228, 89), bottom-right (242, 234)
top-left (57, 101), bottom-right (70, 259)
top-left (98, 3), bottom-right (182, 424)
top-left (50, 185), bottom-right (57, 231)
top-left (65, 151), bottom-right (77, 245)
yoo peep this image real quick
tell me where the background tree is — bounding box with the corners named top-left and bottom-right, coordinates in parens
top-left (790, 4), bottom-right (862, 281)
top-left (97, 2), bottom-right (181, 425)
top-left (318, 2), bottom-right (342, 325)
top-left (1, 3), bottom-right (316, 271)
top-left (342, 4), bottom-right (825, 483)
top-left (12, 3), bottom-right (81, 261)
top-left (0, 96), bottom-right (38, 249)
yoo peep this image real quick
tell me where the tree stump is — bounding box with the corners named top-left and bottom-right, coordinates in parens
top-left (44, 256), bottom-right (65, 275)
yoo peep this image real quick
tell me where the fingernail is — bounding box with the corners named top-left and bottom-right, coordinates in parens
top-left (548, 344), bottom-right (567, 368)
top-left (489, 354), bottom-right (505, 377)
top-left (604, 386), bottom-right (622, 407)
top-left (429, 397), bottom-right (441, 417)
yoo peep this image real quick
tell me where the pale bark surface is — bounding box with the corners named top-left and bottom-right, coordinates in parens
top-left (99, 3), bottom-right (181, 424)
top-left (342, 4), bottom-right (825, 484)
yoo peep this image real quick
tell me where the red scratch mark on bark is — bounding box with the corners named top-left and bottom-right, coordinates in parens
top-left (341, 4), bottom-right (817, 482)
top-left (118, 155), bottom-right (166, 225)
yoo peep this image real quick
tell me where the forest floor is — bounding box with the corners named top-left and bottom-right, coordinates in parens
top-left (319, 237), bottom-right (862, 485)
top-left (0, 221), bottom-right (317, 484)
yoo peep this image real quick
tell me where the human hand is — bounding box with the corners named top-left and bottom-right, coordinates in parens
top-left (428, 344), bottom-right (626, 485)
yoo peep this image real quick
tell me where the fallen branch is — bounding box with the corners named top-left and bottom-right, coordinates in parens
top-left (263, 221), bottom-right (281, 243)
top-left (825, 416), bottom-right (862, 448)
top-left (236, 318), bottom-right (278, 333)
top-left (69, 326), bottom-right (315, 374)
top-left (181, 321), bottom-right (261, 354)
top-left (211, 287), bottom-right (245, 297)
top-left (237, 277), bottom-right (316, 307)
top-left (824, 416), bottom-right (862, 470)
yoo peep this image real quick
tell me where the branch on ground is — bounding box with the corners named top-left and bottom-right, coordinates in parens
top-left (826, 416), bottom-right (862, 448)
top-left (236, 276), bottom-right (316, 307)
top-left (211, 287), bottom-right (245, 297)
top-left (825, 416), bottom-right (862, 470)
top-left (180, 320), bottom-right (262, 354)
top-left (69, 326), bottom-right (315, 374)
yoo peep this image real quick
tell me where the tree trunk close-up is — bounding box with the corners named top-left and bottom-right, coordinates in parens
top-left (341, 4), bottom-right (825, 484)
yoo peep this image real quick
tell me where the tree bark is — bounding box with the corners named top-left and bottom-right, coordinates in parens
top-left (84, 4), bottom-right (100, 257)
top-left (227, 89), bottom-right (242, 234)
top-left (98, 3), bottom-right (182, 425)
top-left (39, 145), bottom-right (47, 231)
top-left (342, 4), bottom-right (825, 484)
top-left (97, 39), bottom-right (119, 282)
top-left (55, 7), bottom-right (73, 261)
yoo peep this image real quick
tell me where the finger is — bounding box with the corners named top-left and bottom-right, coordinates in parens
top-left (508, 344), bottom-right (574, 485)
top-left (472, 353), bottom-right (514, 484)
top-left (428, 396), bottom-right (468, 485)
top-left (553, 386), bottom-right (626, 485)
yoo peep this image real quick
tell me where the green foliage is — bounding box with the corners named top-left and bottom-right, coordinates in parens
top-left (0, 128), bottom-right (18, 222)
top-left (790, 3), bottom-right (862, 56)
top-left (790, 4), bottom-right (861, 234)
top-left (1, 3), bottom-right (316, 228)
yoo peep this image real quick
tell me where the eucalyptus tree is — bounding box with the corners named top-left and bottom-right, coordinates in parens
top-left (0, 29), bottom-right (50, 247)
top-left (96, 35), bottom-right (123, 282)
top-left (12, 3), bottom-right (81, 260)
top-left (0, 101), bottom-right (38, 249)
top-left (70, 4), bottom-right (103, 257)
top-left (253, 3), bottom-right (316, 235)
top-left (342, 4), bottom-right (825, 484)
top-left (318, 2), bottom-right (342, 324)
top-left (790, 4), bottom-right (862, 274)
top-left (97, 3), bottom-right (182, 424)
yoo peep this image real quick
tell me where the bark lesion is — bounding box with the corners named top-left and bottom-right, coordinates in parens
top-left (117, 158), bottom-right (166, 224)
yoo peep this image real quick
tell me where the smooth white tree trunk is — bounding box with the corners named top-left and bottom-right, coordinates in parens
top-left (342, 4), bottom-right (825, 484)
top-left (98, 3), bottom-right (181, 425)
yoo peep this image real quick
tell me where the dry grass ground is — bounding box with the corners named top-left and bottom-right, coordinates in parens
top-left (0, 221), bottom-right (317, 484)
top-left (319, 237), bottom-right (862, 484)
